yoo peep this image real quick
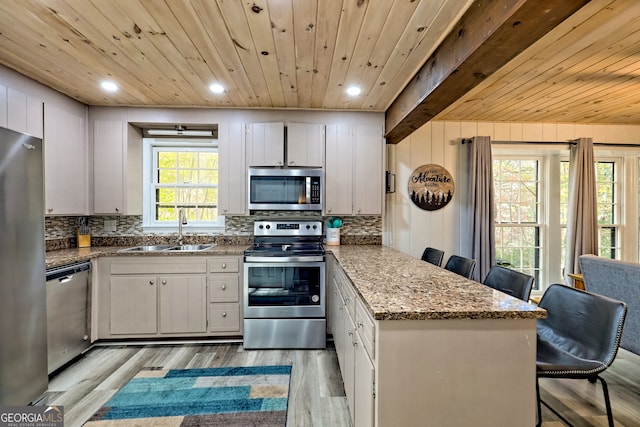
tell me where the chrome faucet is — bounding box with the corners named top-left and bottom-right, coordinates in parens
top-left (177, 208), bottom-right (187, 245)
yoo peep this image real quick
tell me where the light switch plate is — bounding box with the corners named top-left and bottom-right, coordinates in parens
top-left (104, 219), bottom-right (117, 232)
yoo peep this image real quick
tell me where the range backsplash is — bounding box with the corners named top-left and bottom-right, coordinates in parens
top-left (45, 213), bottom-right (382, 250)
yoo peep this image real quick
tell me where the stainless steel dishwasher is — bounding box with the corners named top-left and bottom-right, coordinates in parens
top-left (46, 261), bottom-right (91, 374)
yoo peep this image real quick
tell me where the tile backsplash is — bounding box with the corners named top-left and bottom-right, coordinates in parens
top-left (45, 213), bottom-right (382, 249)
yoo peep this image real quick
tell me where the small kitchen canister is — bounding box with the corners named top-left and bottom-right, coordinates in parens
top-left (326, 227), bottom-right (340, 246)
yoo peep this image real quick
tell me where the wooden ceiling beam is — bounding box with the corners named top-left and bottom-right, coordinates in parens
top-left (384, 0), bottom-right (591, 144)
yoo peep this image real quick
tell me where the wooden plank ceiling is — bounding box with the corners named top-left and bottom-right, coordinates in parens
top-left (437, 0), bottom-right (640, 125)
top-left (0, 0), bottom-right (473, 109)
top-left (0, 0), bottom-right (639, 130)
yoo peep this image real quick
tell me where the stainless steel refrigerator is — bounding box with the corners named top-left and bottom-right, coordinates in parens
top-left (0, 126), bottom-right (48, 405)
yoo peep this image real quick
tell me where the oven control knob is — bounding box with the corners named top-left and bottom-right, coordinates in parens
top-left (259, 225), bottom-right (264, 229)
top-left (311, 294), bottom-right (320, 303)
top-left (266, 224), bottom-right (271, 229)
top-left (306, 225), bottom-right (311, 230)
top-left (312, 225), bottom-right (317, 229)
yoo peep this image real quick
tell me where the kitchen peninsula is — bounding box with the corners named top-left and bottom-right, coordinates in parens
top-left (329, 245), bottom-right (545, 427)
top-left (45, 243), bottom-right (544, 427)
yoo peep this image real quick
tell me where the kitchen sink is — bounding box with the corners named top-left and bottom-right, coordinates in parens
top-left (118, 244), bottom-right (216, 253)
top-left (166, 244), bottom-right (217, 251)
top-left (118, 245), bottom-right (176, 252)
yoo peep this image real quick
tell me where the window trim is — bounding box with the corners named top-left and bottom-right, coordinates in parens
top-left (142, 138), bottom-right (225, 233)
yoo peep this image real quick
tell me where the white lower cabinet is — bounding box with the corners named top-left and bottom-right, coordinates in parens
top-left (109, 275), bottom-right (158, 335)
top-left (207, 257), bottom-right (242, 334)
top-left (331, 261), bottom-right (376, 427)
top-left (97, 256), bottom-right (242, 339)
top-left (109, 274), bottom-right (207, 335)
top-left (159, 275), bottom-right (207, 334)
top-left (354, 328), bottom-right (375, 427)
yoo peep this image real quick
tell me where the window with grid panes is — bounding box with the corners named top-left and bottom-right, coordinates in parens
top-left (493, 158), bottom-right (542, 290)
top-left (559, 159), bottom-right (620, 266)
top-left (147, 144), bottom-right (221, 228)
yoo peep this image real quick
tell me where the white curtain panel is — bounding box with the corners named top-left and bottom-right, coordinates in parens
top-left (564, 137), bottom-right (598, 284)
top-left (469, 136), bottom-right (495, 282)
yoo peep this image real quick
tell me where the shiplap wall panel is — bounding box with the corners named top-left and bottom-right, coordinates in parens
top-left (444, 121), bottom-right (464, 259)
top-left (408, 123), bottom-right (434, 258)
top-left (493, 123), bottom-right (511, 141)
top-left (393, 135), bottom-right (413, 252)
top-left (542, 124), bottom-right (558, 142)
top-left (556, 124), bottom-right (576, 141)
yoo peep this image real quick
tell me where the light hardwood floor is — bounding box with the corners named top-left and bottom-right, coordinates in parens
top-left (37, 343), bottom-right (639, 427)
top-left (37, 342), bottom-right (350, 427)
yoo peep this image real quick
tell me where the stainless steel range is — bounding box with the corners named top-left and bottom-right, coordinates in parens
top-left (243, 219), bottom-right (326, 349)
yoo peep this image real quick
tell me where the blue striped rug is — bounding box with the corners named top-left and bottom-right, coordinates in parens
top-left (84, 365), bottom-right (291, 426)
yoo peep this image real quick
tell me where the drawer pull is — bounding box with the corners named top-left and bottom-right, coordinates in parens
top-left (221, 263), bottom-right (226, 269)
top-left (162, 280), bottom-right (167, 285)
top-left (149, 280), bottom-right (154, 285)
top-left (222, 312), bottom-right (227, 317)
top-left (222, 284), bottom-right (227, 290)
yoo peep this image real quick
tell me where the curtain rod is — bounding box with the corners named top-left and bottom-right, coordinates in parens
top-left (461, 138), bottom-right (640, 148)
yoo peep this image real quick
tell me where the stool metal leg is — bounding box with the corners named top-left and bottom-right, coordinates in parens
top-left (596, 376), bottom-right (615, 427)
top-left (536, 378), bottom-right (542, 427)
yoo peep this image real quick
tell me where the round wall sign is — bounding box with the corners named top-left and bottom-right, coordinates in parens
top-left (408, 164), bottom-right (455, 211)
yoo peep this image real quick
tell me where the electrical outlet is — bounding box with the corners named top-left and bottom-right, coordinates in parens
top-left (104, 219), bottom-right (117, 232)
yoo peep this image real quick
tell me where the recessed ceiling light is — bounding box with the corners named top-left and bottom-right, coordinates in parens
top-left (209, 83), bottom-right (225, 94)
top-left (100, 80), bottom-right (118, 92)
top-left (346, 86), bottom-right (361, 96)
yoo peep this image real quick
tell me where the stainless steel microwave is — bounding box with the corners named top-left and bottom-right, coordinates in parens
top-left (248, 167), bottom-right (323, 211)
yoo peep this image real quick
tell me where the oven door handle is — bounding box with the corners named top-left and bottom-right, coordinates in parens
top-left (245, 255), bottom-right (325, 263)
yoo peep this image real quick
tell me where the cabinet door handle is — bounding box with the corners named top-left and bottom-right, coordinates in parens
top-left (115, 207), bottom-right (120, 212)
top-left (222, 312), bottom-right (227, 317)
top-left (327, 208), bottom-right (332, 213)
top-left (47, 208), bottom-right (53, 213)
top-left (222, 284), bottom-right (227, 290)
top-left (162, 280), bottom-right (167, 285)
top-left (356, 208), bottom-right (361, 214)
top-left (357, 321), bottom-right (363, 328)
top-left (288, 160), bottom-right (294, 165)
top-left (221, 263), bottom-right (226, 269)
top-left (149, 280), bottom-right (155, 285)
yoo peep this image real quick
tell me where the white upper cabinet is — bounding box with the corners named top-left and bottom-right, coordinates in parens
top-left (218, 122), bottom-right (246, 215)
top-left (353, 124), bottom-right (383, 215)
top-left (286, 122), bottom-right (324, 167)
top-left (4, 87), bottom-right (43, 138)
top-left (325, 124), bottom-right (353, 215)
top-left (91, 111), bottom-right (142, 216)
top-left (246, 121), bottom-right (324, 167)
top-left (325, 124), bottom-right (383, 215)
top-left (43, 103), bottom-right (88, 215)
top-left (246, 122), bottom-right (285, 166)
top-left (93, 119), bottom-right (125, 214)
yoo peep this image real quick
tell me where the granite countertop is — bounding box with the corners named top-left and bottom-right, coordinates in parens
top-left (45, 245), bottom-right (249, 269)
top-left (329, 245), bottom-right (546, 321)
top-left (47, 243), bottom-right (545, 322)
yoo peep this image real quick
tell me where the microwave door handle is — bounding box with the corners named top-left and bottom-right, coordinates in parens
top-left (306, 177), bottom-right (311, 203)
